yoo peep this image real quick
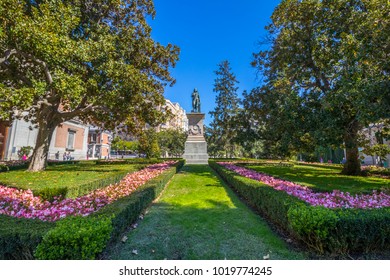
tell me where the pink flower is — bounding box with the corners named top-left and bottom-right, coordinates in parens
top-left (0, 161), bottom-right (177, 221)
top-left (218, 162), bottom-right (390, 209)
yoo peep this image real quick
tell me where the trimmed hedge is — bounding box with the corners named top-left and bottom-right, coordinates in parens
top-left (31, 165), bottom-right (146, 201)
top-left (34, 159), bottom-right (184, 259)
top-left (33, 170), bottom-right (135, 201)
top-left (0, 215), bottom-right (55, 259)
top-left (34, 216), bottom-right (112, 260)
top-left (209, 160), bottom-right (390, 256)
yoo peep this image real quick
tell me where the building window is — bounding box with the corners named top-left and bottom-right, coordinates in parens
top-left (67, 130), bottom-right (76, 150)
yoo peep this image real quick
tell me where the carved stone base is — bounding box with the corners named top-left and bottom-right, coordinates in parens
top-left (183, 113), bottom-right (209, 164)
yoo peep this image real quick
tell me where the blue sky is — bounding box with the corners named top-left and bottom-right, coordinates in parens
top-left (149, 0), bottom-right (281, 125)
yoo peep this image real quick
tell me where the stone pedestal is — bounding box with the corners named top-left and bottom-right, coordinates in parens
top-left (183, 113), bottom-right (209, 164)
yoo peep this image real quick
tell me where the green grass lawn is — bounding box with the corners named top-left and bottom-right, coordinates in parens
top-left (0, 161), bottom-right (143, 192)
top-left (105, 165), bottom-right (306, 260)
top-left (246, 163), bottom-right (389, 194)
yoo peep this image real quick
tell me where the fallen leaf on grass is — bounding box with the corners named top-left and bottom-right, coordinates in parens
top-left (121, 236), bottom-right (128, 243)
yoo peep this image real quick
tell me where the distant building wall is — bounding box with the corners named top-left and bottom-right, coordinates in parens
top-left (3, 119), bottom-right (88, 160)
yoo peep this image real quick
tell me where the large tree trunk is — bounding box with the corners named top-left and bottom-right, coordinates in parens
top-left (28, 120), bottom-right (57, 172)
top-left (341, 120), bottom-right (361, 176)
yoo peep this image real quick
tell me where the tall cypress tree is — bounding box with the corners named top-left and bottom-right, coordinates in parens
top-left (208, 60), bottom-right (241, 157)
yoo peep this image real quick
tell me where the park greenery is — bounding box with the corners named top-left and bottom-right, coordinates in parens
top-left (0, 0), bottom-right (179, 171)
top-left (0, 0), bottom-right (389, 261)
top-left (206, 0), bottom-right (390, 176)
top-left (207, 60), bottom-right (242, 158)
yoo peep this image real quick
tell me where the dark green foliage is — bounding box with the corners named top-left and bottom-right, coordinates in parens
top-left (210, 160), bottom-right (390, 256)
top-left (0, 164), bottom-right (9, 172)
top-left (0, 161), bottom-right (29, 172)
top-left (250, 0), bottom-right (390, 174)
top-left (0, 215), bottom-right (54, 260)
top-left (34, 216), bottom-right (113, 260)
top-left (95, 158), bottom-right (161, 165)
top-left (289, 206), bottom-right (390, 255)
top-left (208, 60), bottom-right (242, 158)
top-left (157, 128), bottom-right (187, 157)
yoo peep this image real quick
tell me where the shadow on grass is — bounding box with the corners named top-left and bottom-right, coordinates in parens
top-left (105, 164), bottom-right (307, 260)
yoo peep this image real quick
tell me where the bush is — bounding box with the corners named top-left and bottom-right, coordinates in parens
top-left (35, 216), bottom-right (112, 260)
top-left (0, 215), bottom-right (54, 260)
top-left (95, 158), bottom-right (162, 165)
top-left (33, 169), bottom-right (140, 201)
top-left (0, 161), bottom-right (29, 172)
top-left (209, 160), bottom-right (390, 256)
top-left (0, 164), bottom-right (9, 172)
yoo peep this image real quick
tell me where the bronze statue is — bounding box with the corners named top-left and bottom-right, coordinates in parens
top-left (191, 88), bottom-right (201, 113)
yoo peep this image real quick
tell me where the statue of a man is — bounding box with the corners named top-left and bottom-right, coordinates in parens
top-left (191, 88), bottom-right (201, 113)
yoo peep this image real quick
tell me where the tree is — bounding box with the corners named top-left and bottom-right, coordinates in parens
top-left (138, 128), bottom-right (160, 159)
top-left (0, 0), bottom-right (179, 171)
top-left (208, 60), bottom-right (242, 158)
top-left (111, 137), bottom-right (138, 154)
top-left (157, 128), bottom-right (186, 157)
top-left (252, 0), bottom-right (390, 175)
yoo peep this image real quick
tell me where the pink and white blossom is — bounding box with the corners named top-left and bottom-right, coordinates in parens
top-left (0, 161), bottom-right (176, 221)
top-left (218, 162), bottom-right (390, 209)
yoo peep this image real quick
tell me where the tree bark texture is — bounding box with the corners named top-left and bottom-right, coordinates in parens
top-left (28, 118), bottom-right (58, 172)
top-left (341, 120), bottom-right (362, 176)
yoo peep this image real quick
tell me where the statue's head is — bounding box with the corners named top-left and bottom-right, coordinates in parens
top-left (194, 88), bottom-right (198, 92)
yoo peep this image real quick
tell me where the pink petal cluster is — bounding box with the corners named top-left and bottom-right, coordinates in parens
top-left (218, 162), bottom-right (390, 209)
top-left (0, 161), bottom-right (176, 221)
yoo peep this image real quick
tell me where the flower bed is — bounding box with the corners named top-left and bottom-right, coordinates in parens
top-left (218, 162), bottom-right (390, 209)
top-left (210, 160), bottom-right (390, 256)
top-left (0, 161), bottom-right (176, 222)
top-left (1, 160), bottom-right (184, 259)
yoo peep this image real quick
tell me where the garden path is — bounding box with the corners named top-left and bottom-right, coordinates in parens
top-left (105, 165), bottom-right (306, 260)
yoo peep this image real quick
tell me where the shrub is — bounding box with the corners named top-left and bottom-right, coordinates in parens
top-left (0, 160), bottom-right (29, 172)
top-left (35, 216), bottom-right (112, 260)
top-left (0, 164), bottom-right (9, 172)
top-left (95, 158), bottom-right (162, 165)
top-left (0, 215), bottom-right (54, 260)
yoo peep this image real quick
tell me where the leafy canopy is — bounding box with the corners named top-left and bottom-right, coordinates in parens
top-left (0, 0), bottom-right (179, 132)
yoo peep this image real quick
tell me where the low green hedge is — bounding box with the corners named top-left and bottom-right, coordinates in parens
top-left (33, 168), bottom-right (144, 201)
top-left (96, 158), bottom-right (162, 165)
top-left (34, 159), bottom-right (184, 260)
top-left (34, 216), bottom-right (112, 260)
top-left (209, 160), bottom-right (390, 256)
top-left (0, 215), bottom-right (55, 260)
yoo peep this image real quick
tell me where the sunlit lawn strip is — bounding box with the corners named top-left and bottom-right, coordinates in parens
top-left (0, 162), bottom-right (176, 222)
top-left (218, 162), bottom-right (390, 209)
